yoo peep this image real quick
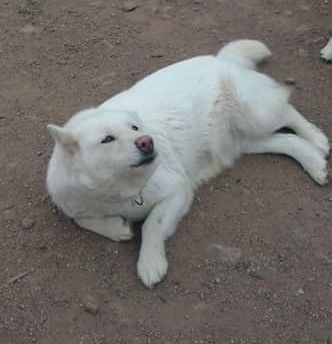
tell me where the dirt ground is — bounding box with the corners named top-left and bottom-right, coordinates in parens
top-left (1, 0), bottom-right (331, 343)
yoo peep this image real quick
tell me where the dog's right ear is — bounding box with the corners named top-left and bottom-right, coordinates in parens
top-left (47, 124), bottom-right (79, 154)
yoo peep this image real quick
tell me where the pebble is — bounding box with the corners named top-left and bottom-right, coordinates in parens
top-left (116, 290), bottom-right (125, 299)
top-left (214, 277), bottom-right (221, 284)
top-left (297, 288), bottom-right (304, 295)
top-left (223, 182), bottom-right (231, 189)
top-left (199, 291), bottom-right (206, 300)
top-left (285, 77), bottom-right (296, 85)
top-left (297, 48), bottom-right (309, 58)
top-left (150, 52), bottom-right (164, 58)
top-left (82, 294), bottom-right (99, 314)
top-left (312, 36), bottom-right (325, 44)
top-left (20, 25), bottom-right (40, 34)
top-left (122, 1), bottom-right (137, 12)
top-left (21, 217), bottom-right (35, 229)
top-left (211, 243), bottom-right (242, 263)
top-left (247, 270), bottom-right (264, 280)
top-left (298, 4), bottom-right (310, 10)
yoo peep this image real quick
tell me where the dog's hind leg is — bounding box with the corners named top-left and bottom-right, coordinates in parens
top-left (282, 105), bottom-right (330, 157)
top-left (243, 133), bottom-right (328, 185)
top-left (75, 216), bottom-right (133, 241)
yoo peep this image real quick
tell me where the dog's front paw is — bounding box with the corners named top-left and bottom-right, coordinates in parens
top-left (137, 247), bottom-right (168, 288)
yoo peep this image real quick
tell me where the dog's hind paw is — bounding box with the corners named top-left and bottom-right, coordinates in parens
top-left (309, 155), bottom-right (328, 185)
top-left (309, 127), bottom-right (330, 158)
top-left (137, 247), bottom-right (168, 288)
top-left (320, 38), bottom-right (332, 62)
top-left (110, 223), bottom-right (134, 242)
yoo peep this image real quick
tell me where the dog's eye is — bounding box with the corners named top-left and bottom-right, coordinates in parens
top-left (101, 135), bottom-right (115, 144)
top-left (131, 125), bottom-right (139, 131)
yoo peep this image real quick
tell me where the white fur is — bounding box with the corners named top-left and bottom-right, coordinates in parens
top-left (47, 40), bottom-right (329, 287)
top-left (320, 37), bottom-right (332, 61)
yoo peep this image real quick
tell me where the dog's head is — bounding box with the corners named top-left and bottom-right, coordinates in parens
top-left (47, 108), bottom-right (157, 199)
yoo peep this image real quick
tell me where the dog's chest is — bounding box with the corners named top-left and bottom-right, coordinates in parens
top-left (118, 197), bottom-right (155, 222)
top-left (118, 168), bottom-right (182, 222)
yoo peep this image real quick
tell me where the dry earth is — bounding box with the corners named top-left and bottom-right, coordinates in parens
top-left (0, 0), bottom-right (331, 343)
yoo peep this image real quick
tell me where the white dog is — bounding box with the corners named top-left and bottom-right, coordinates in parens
top-left (47, 40), bottom-right (329, 288)
top-left (321, 37), bottom-right (332, 61)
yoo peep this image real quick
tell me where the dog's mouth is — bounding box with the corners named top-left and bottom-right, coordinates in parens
top-left (131, 153), bottom-right (157, 168)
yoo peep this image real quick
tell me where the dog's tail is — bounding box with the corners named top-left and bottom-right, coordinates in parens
top-left (216, 39), bottom-right (271, 69)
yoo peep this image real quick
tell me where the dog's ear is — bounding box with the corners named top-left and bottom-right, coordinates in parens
top-left (47, 124), bottom-right (79, 154)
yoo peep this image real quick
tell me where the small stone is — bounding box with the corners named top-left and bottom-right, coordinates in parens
top-left (297, 48), bottom-right (309, 58)
top-left (214, 277), bottom-right (221, 284)
top-left (285, 10), bottom-right (293, 16)
top-left (298, 4), bottom-right (310, 10)
top-left (22, 217), bottom-right (35, 229)
top-left (150, 52), bottom-right (164, 58)
top-left (21, 25), bottom-right (40, 34)
top-left (122, 1), bottom-right (137, 12)
top-left (212, 243), bottom-right (242, 263)
top-left (82, 294), bottom-right (99, 314)
top-left (285, 77), bottom-right (296, 85)
top-left (199, 291), bottom-right (205, 300)
top-left (312, 36), bottom-right (325, 44)
top-left (117, 290), bottom-right (126, 299)
top-left (296, 24), bottom-right (310, 34)
top-left (297, 288), bottom-right (304, 295)
top-left (247, 270), bottom-right (264, 280)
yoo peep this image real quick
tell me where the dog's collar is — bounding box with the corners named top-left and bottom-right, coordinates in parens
top-left (133, 191), bottom-right (144, 206)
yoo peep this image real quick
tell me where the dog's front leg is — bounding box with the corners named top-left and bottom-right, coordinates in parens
top-left (75, 216), bottom-right (133, 242)
top-left (137, 187), bottom-right (193, 288)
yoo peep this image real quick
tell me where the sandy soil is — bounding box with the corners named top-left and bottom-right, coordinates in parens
top-left (0, 0), bottom-right (331, 343)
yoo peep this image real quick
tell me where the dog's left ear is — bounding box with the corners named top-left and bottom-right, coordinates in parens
top-left (47, 124), bottom-right (79, 154)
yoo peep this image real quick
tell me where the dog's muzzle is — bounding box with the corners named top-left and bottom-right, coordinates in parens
top-left (131, 152), bottom-right (156, 168)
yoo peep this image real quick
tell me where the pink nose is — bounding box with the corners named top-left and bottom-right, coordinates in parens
top-left (135, 135), bottom-right (154, 154)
